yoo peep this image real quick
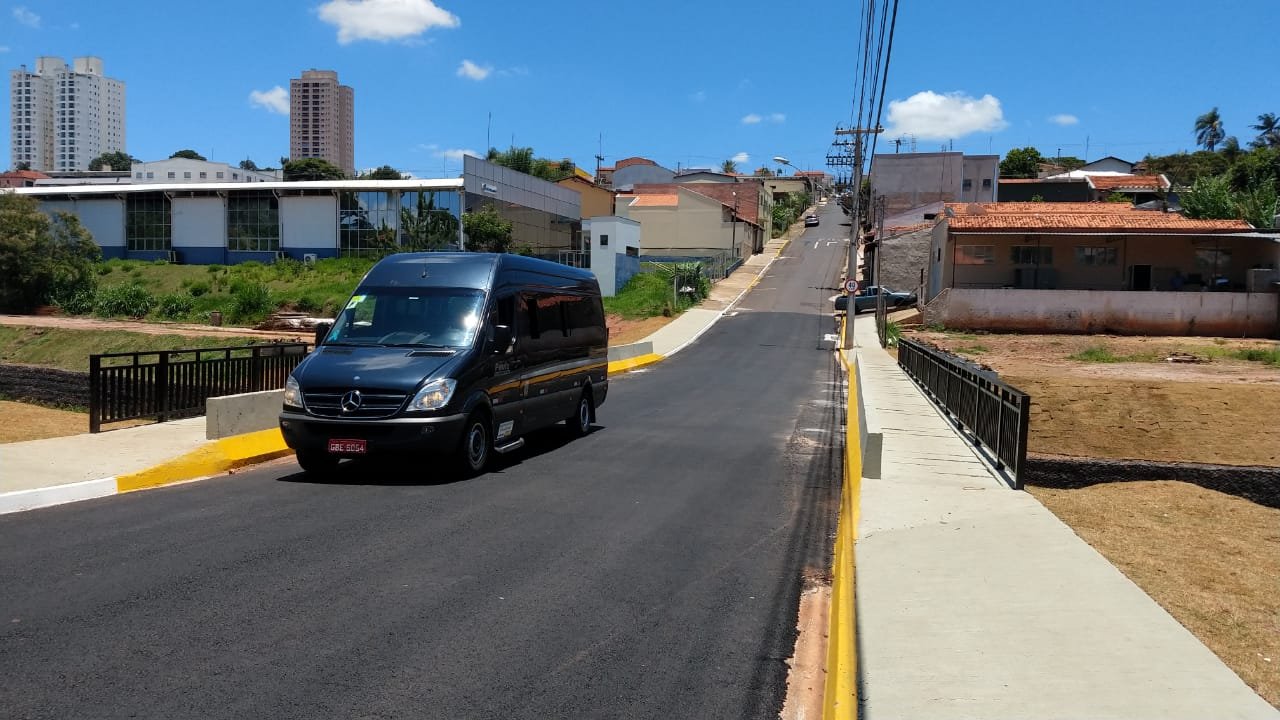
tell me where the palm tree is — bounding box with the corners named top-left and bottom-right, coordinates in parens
top-left (1194, 107), bottom-right (1225, 152)
top-left (1249, 113), bottom-right (1279, 149)
top-left (721, 159), bottom-right (738, 174)
top-left (1220, 136), bottom-right (1242, 162)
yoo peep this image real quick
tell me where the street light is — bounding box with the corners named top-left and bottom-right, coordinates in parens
top-left (774, 156), bottom-right (818, 198)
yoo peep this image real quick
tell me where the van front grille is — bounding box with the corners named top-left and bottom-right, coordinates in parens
top-left (303, 388), bottom-right (408, 419)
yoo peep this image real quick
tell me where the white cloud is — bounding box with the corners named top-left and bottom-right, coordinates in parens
top-left (435, 148), bottom-right (477, 161)
top-left (457, 60), bottom-right (492, 81)
top-left (13, 6), bottom-right (41, 28)
top-left (318, 0), bottom-right (459, 44)
top-left (690, 90), bottom-right (706, 103)
top-left (731, 152), bottom-right (750, 164)
top-left (1049, 113), bottom-right (1079, 126)
top-left (497, 66), bottom-right (529, 77)
top-left (743, 112), bottom-right (785, 125)
top-left (741, 113), bottom-right (762, 125)
top-left (768, 112), bottom-right (786, 124)
top-left (884, 90), bottom-right (1008, 140)
top-left (0, 46), bottom-right (10, 53)
top-left (248, 86), bottom-right (289, 115)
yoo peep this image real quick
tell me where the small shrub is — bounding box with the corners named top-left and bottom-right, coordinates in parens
top-left (229, 281), bottom-right (274, 324)
top-left (207, 264), bottom-right (223, 274)
top-left (187, 281), bottom-right (211, 297)
top-left (885, 320), bottom-right (903, 347)
top-left (56, 289), bottom-right (97, 315)
top-left (155, 293), bottom-right (195, 320)
top-left (96, 264), bottom-right (114, 275)
top-left (1069, 346), bottom-right (1120, 363)
top-left (94, 284), bottom-right (156, 318)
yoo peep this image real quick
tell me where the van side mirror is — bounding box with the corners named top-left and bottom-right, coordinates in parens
top-left (492, 324), bottom-right (513, 353)
top-left (313, 321), bottom-right (332, 347)
top-left (834, 296), bottom-right (849, 312)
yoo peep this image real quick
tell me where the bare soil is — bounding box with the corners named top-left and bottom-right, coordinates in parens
top-left (607, 315), bottom-right (672, 346)
top-left (910, 330), bottom-right (1280, 466)
top-left (0, 314), bottom-right (306, 342)
top-left (0, 400), bottom-right (88, 443)
top-left (1031, 481), bottom-right (1280, 708)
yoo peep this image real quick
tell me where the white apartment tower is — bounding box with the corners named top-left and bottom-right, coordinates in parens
top-left (289, 69), bottom-right (354, 176)
top-left (10, 56), bottom-right (126, 171)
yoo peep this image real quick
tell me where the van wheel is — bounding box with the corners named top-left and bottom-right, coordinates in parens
top-left (457, 412), bottom-right (492, 476)
top-left (566, 389), bottom-right (593, 437)
top-left (297, 450), bottom-right (339, 476)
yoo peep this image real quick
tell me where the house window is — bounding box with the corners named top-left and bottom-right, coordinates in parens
top-left (982, 178), bottom-right (992, 190)
top-left (599, 234), bottom-right (609, 247)
top-left (1011, 246), bottom-right (1053, 265)
top-left (183, 172), bottom-right (192, 179)
top-left (1195, 248), bottom-right (1232, 272)
top-left (216, 171), bottom-right (224, 179)
top-left (125, 193), bottom-right (172, 251)
top-left (146, 172), bottom-right (154, 179)
top-left (955, 245), bottom-right (995, 265)
top-left (199, 171), bottom-right (207, 179)
top-left (962, 178), bottom-right (973, 191)
top-left (1075, 246), bottom-right (1118, 266)
top-left (167, 171), bottom-right (176, 179)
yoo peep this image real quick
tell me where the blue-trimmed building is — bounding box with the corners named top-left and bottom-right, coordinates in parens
top-left (8, 156), bottom-right (581, 265)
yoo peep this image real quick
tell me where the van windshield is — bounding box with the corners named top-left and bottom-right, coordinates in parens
top-left (325, 287), bottom-right (486, 348)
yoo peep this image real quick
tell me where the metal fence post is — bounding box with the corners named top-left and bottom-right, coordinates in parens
top-left (89, 354), bottom-right (101, 434)
top-left (1014, 393), bottom-right (1031, 490)
top-left (155, 351), bottom-right (169, 423)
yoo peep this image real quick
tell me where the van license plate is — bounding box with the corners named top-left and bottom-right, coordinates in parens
top-left (328, 439), bottom-right (367, 454)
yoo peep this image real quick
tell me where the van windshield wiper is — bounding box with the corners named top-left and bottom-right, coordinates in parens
top-left (383, 342), bottom-right (455, 349)
top-left (321, 341), bottom-right (380, 347)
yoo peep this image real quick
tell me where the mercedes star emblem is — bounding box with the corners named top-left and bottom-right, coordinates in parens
top-left (340, 390), bottom-right (363, 413)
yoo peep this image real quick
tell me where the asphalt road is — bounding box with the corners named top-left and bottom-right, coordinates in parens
top-left (0, 204), bottom-right (851, 720)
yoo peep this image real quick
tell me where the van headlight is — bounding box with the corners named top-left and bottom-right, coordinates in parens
top-left (283, 375), bottom-right (304, 409)
top-left (409, 378), bottom-right (457, 412)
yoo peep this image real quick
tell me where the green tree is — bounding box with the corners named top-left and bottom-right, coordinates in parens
top-left (486, 147), bottom-right (575, 181)
top-left (463, 206), bottom-right (514, 253)
top-left (1227, 147), bottom-right (1280, 194)
top-left (0, 194), bottom-right (101, 312)
top-left (239, 158), bottom-right (260, 171)
top-left (1236, 183), bottom-right (1278, 229)
top-left (1219, 136), bottom-right (1243, 163)
top-left (999, 147), bottom-right (1045, 178)
top-left (1194, 107), bottom-right (1225, 152)
top-left (88, 150), bottom-right (136, 171)
top-left (754, 167), bottom-right (774, 176)
top-left (1105, 192), bottom-right (1132, 204)
top-left (1250, 113), bottom-right (1280, 149)
top-left (1050, 155), bottom-right (1086, 172)
top-left (1141, 151), bottom-right (1230, 187)
top-left (361, 165), bottom-right (404, 180)
top-left (283, 157), bottom-right (346, 181)
top-left (170, 149), bottom-right (207, 161)
top-left (14, 161), bottom-right (32, 171)
top-left (721, 159), bottom-right (738, 174)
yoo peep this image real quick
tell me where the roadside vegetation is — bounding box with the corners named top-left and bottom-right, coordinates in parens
top-left (1069, 342), bottom-right (1280, 367)
top-left (603, 262), bottom-right (711, 319)
top-left (0, 326), bottom-right (260, 372)
top-left (770, 191), bottom-right (814, 238)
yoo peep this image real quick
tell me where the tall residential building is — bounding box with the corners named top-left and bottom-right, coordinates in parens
top-left (10, 56), bottom-right (126, 171)
top-left (289, 69), bottom-right (354, 176)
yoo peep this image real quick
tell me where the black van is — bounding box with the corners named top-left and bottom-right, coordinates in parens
top-left (279, 253), bottom-right (608, 475)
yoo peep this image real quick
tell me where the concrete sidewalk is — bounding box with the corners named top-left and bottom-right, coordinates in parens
top-left (849, 315), bottom-right (1277, 719)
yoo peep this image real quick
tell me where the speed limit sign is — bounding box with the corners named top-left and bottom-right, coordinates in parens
top-left (844, 279), bottom-right (859, 294)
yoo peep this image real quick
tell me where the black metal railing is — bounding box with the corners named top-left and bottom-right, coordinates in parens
top-left (897, 338), bottom-right (1031, 488)
top-left (88, 343), bottom-right (309, 433)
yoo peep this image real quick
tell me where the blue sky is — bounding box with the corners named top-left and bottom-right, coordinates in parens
top-left (3, 0), bottom-right (1277, 176)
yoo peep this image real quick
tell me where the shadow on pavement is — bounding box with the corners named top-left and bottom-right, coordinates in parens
top-left (273, 423), bottom-right (606, 487)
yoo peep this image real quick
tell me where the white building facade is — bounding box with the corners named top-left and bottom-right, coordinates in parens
top-left (130, 158), bottom-right (281, 184)
top-left (10, 56), bottom-right (126, 172)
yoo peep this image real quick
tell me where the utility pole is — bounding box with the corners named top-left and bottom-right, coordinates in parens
top-left (874, 194), bottom-right (887, 347)
top-left (832, 124), bottom-right (883, 348)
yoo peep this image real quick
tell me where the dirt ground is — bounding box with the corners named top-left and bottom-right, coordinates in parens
top-left (1031, 481), bottom-right (1280, 707)
top-left (607, 315), bottom-right (673, 346)
top-left (0, 314), bottom-right (305, 342)
top-left (910, 330), bottom-right (1280, 466)
top-left (0, 400), bottom-right (89, 443)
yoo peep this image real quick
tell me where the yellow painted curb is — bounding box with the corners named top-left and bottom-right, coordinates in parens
top-left (824, 321), bottom-right (861, 720)
top-left (115, 428), bottom-right (292, 493)
top-left (607, 353), bottom-right (664, 374)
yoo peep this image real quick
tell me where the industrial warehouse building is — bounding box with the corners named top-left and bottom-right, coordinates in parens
top-left (8, 156), bottom-right (580, 264)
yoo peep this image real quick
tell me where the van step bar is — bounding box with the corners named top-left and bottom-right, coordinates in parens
top-left (494, 438), bottom-right (525, 454)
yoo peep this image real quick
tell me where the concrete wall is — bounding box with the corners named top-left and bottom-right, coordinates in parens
top-left (172, 196), bottom-right (227, 265)
top-left (206, 389), bottom-right (284, 440)
top-left (612, 164), bottom-right (675, 190)
top-left (620, 190), bottom-right (750, 260)
top-left (924, 287), bottom-right (1280, 337)
top-left (960, 155), bottom-right (999, 204)
top-left (873, 152), bottom-right (998, 216)
top-left (280, 195), bottom-right (338, 258)
top-left (586, 216), bottom-right (641, 296)
top-left (607, 342), bottom-right (654, 362)
top-left (879, 227), bottom-right (933, 295)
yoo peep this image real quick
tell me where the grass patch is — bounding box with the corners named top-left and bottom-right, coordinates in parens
top-left (953, 344), bottom-right (989, 355)
top-left (83, 257), bottom-right (373, 326)
top-left (603, 270), bottom-right (699, 320)
top-left (0, 400), bottom-right (88, 442)
top-left (0, 326), bottom-right (261, 372)
top-left (1067, 345), bottom-right (1162, 363)
top-left (1232, 346), bottom-right (1280, 367)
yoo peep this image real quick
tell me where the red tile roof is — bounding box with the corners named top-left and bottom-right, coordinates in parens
top-left (625, 193), bottom-right (679, 207)
top-left (630, 183), bottom-right (763, 227)
top-left (0, 170), bottom-right (50, 179)
top-left (615, 157), bottom-right (657, 169)
top-left (944, 202), bottom-right (1251, 233)
top-left (1086, 174), bottom-right (1170, 191)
